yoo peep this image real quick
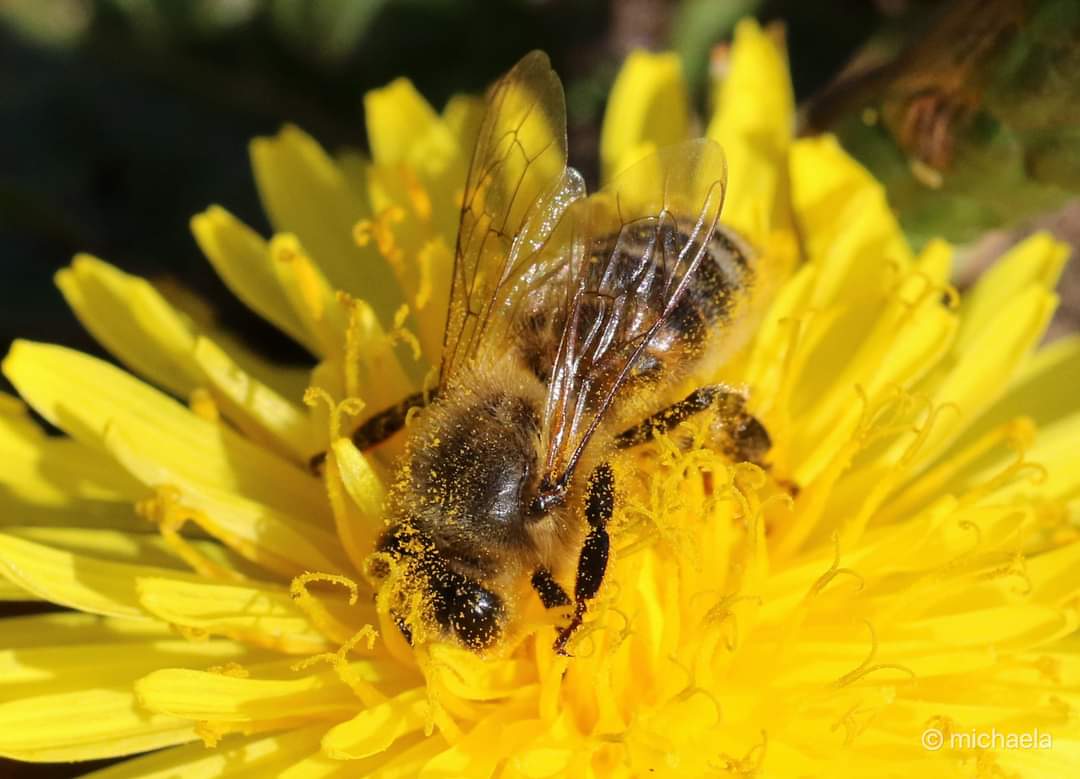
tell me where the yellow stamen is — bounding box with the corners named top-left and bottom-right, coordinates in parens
top-left (882, 417), bottom-right (1040, 522)
top-left (289, 572), bottom-right (362, 644)
top-left (832, 621), bottom-right (916, 687)
top-left (188, 387), bottom-right (219, 422)
top-left (135, 485), bottom-right (246, 582)
top-left (291, 625), bottom-right (384, 706)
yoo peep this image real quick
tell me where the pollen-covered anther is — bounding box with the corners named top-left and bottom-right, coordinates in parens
top-left (289, 571), bottom-right (363, 645)
top-left (291, 625), bottom-right (384, 706)
top-left (400, 167), bottom-right (433, 222)
top-left (188, 387), bottom-right (219, 422)
top-left (135, 485), bottom-right (245, 581)
top-left (414, 238), bottom-right (448, 310)
top-left (976, 550), bottom-right (1033, 596)
top-left (175, 625), bottom-right (211, 642)
top-left (303, 385), bottom-right (365, 443)
top-left (194, 721), bottom-right (229, 749)
top-left (808, 534), bottom-right (865, 598)
top-left (388, 303), bottom-right (423, 361)
top-left (706, 593), bottom-right (763, 652)
top-left (709, 731), bottom-right (767, 777)
top-left (353, 205), bottom-right (407, 268)
top-left (832, 621), bottom-right (916, 688)
top-left (955, 429), bottom-right (1049, 508)
top-left (408, 650), bottom-right (471, 740)
top-left (206, 662), bottom-right (250, 678)
top-left (895, 267), bottom-right (960, 311)
top-left (831, 701), bottom-right (877, 747)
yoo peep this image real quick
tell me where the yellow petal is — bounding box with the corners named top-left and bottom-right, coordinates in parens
top-left (0, 630), bottom-right (263, 763)
top-left (0, 579), bottom-right (40, 601)
top-left (155, 277), bottom-right (313, 403)
top-left (914, 236), bottom-right (954, 286)
top-left (193, 336), bottom-right (318, 462)
top-left (0, 638), bottom-right (259, 700)
top-left (971, 334), bottom-right (1080, 437)
top-left (336, 148), bottom-right (372, 206)
top-left (787, 271), bottom-right (958, 485)
top-left (601, 51), bottom-right (689, 182)
top-left (2, 340), bottom-right (329, 525)
top-left (956, 232), bottom-right (1068, 352)
top-left (1026, 538), bottom-right (1080, 605)
top-left (740, 262), bottom-right (818, 403)
top-left (0, 532), bottom-right (188, 619)
top-left (706, 19), bottom-right (793, 238)
top-left (361, 80), bottom-right (466, 366)
top-left (790, 135), bottom-right (913, 301)
top-left (331, 437), bottom-right (386, 555)
top-left (419, 705), bottom-right (540, 778)
top-left (135, 576), bottom-right (360, 654)
top-left (80, 726), bottom-right (342, 779)
top-left (338, 295), bottom-right (417, 413)
top-left (136, 665), bottom-right (358, 725)
top-left (0, 687), bottom-right (195, 762)
top-left (191, 205), bottom-right (317, 353)
top-left (915, 285), bottom-right (1058, 466)
top-left (56, 255), bottom-right (203, 398)
top-left (105, 423), bottom-right (348, 577)
top-left (364, 737), bottom-right (447, 779)
top-left (365, 78), bottom-right (465, 210)
top-left (365, 78), bottom-right (443, 167)
top-left (2, 526), bottom-right (255, 576)
top-left (251, 125), bottom-right (402, 321)
top-left (707, 19), bottom-right (792, 162)
top-left (270, 233), bottom-right (350, 360)
top-left (0, 612), bottom-right (173, 648)
top-left (321, 688), bottom-right (427, 759)
top-left (442, 93), bottom-right (485, 156)
top-left (412, 237), bottom-right (455, 367)
top-left (1024, 410), bottom-right (1080, 505)
top-left (0, 400), bottom-right (142, 530)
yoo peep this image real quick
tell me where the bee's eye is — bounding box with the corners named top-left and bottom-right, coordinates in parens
top-left (430, 570), bottom-right (504, 650)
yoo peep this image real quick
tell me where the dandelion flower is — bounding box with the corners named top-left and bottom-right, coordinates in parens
top-left (2, 19), bottom-right (1079, 779)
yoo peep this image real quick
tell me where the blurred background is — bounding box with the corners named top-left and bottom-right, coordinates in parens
top-left (2, 0), bottom-right (1079, 382)
top-left (0, 0), bottom-right (1077, 775)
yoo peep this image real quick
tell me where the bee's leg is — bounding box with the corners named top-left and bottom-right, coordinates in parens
top-left (615, 384), bottom-right (771, 467)
top-left (554, 462), bottom-right (613, 655)
top-left (308, 389), bottom-right (433, 474)
top-left (531, 567), bottom-right (571, 609)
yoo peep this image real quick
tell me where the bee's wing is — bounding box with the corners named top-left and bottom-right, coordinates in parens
top-left (540, 140), bottom-right (728, 491)
top-left (441, 51), bottom-right (585, 388)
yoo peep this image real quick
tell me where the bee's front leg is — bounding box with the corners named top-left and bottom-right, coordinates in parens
top-left (554, 462), bottom-right (613, 655)
top-left (531, 567), bottom-right (571, 609)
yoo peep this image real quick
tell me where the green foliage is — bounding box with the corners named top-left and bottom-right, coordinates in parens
top-left (822, 0), bottom-right (1080, 246)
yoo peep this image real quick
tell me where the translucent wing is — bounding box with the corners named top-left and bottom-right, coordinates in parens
top-left (441, 51), bottom-right (585, 387)
top-left (538, 140), bottom-right (729, 498)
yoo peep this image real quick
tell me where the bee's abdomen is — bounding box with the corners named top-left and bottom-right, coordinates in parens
top-left (513, 222), bottom-right (755, 391)
top-left (622, 221), bottom-right (756, 386)
top-left (664, 227), bottom-right (752, 346)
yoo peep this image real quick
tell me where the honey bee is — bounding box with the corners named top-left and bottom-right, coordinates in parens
top-left (346, 52), bottom-right (778, 654)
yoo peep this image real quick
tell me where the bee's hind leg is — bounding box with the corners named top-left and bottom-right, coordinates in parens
top-left (615, 384), bottom-right (771, 467)
top-left (554, 463), bottom-right (613, 655)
